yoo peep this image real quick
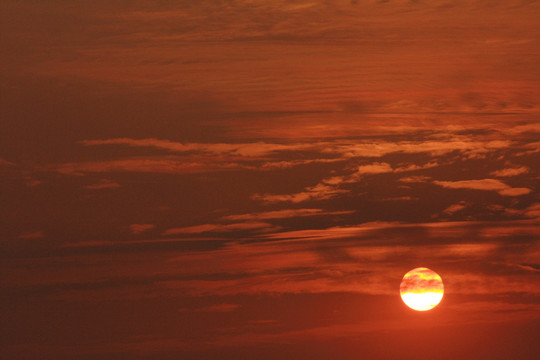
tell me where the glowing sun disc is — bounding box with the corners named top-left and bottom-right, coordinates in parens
top-left (400, 267), bottom-right (444, 311)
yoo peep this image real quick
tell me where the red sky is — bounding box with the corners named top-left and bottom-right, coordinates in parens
top-left (1, 1), bottom-right (539, 359)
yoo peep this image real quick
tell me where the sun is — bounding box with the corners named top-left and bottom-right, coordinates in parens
top-left (400, 267), bottom-right (444, 311)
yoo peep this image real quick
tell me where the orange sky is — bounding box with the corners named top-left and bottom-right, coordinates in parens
top-left (1, 1), bottom-right (539, 359)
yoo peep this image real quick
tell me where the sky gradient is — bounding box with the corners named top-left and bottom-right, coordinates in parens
top-left (1, 1), bottom-right (539, 359)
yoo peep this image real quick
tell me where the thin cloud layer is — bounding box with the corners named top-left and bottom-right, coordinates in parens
top-left (55, 156), bottom-right (252, 175)
top-left (129, 224), bottom-right (155, 235)
top-left (490, 166), bottom-right (529, 177)
top-left (442, 201), bottom-right (469, 215)
top-left (85, 179), bottom-right (121, 189)
top-left (81, 138), bottom-right (317, 157)
top-left (17, 231), bottom-right (44, 239)
top-left (252, 183), bottom-right (350, 204)
top-left (221, 208), bottom-right (353, 221)
top-left (163, 221), bottom-right (277, 235)
top-left (433, 179), bottom-right (532, 196)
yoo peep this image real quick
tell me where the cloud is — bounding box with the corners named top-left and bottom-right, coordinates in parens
top-left (160, 242), bottom-right (539, 299)
top-left (497, 187), bottom-right (533, 196)
top-left (179, 303), bottom-right (240, 313)
top-left (355, 162), bottom-right (393, 174)
top-left (516, 141), bottom-right (540, 156)
top-left (85, 179), bottom-right (121, 189)
top-left (376, 196), bottom-right (418, 201)
top-left (259, 221), bottom-right (402, 241)
top-left (81, 138), bottom-right (315, 157)
top-left (324, 139), bottom-right (510, 158)
top-left (523, 203), bottom-right (540, 219)
top-left (56, 156), bottom-right (251, 175)
top-left (76, 137), bottom-right (509, 177)
top-left (399, 175), bottom-right (431, 183)
top-left (221, 208), bottom-right (353, 221)
top-left (25, 179), bottom-right (42, 187)
top-left (433, 179), bottom-right (532, 196)
top-left (17, 231), bottom-right (44, 239)
top-left (259, 219), bottom-right (540, 242)
top-left (129, 224), bottom-right (155, 235)
top-left (394, 162), bottom-right (439, 172)
top-left (0, 158), bottom-right (14, 166)
top-left (253, 160), bottom-right (439, 204)
top-left (506, 123), bottom-right (540, 134)
top-left (55, 135), bottom-right (519, 184)
top-left (163, 221), bottom-right (276, 235)
top-left (252, 183), bottom-right (349, 203)
top-left (198, 304), bottom-right (240, 313)
top-left (60, 237), bottom-right (219, 250)
top-left (442, 201), bottom-right (469, 215)
top-left (354, 161), bottom-right (438, 176)
top-left (491, 203), bottom-right (540, 221)
top-left (8, 217), bottom-right (540, 312)
top-left (490, 166), bottom-right (529, 177)
top-left (260, 158), bottom-right (342, 169)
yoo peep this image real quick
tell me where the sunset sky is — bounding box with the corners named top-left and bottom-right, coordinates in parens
top-left (1, 1), bottom-right (539, 359)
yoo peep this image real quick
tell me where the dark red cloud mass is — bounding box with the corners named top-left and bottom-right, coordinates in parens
top-left (1, 1), bottom-right (539, 359)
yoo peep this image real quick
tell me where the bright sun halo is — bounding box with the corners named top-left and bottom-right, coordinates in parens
top-left (400, 267), bottom-right (444, 311)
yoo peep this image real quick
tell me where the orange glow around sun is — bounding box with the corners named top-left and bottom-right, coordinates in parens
top-left (400, 267), bottom-right (444, 311)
